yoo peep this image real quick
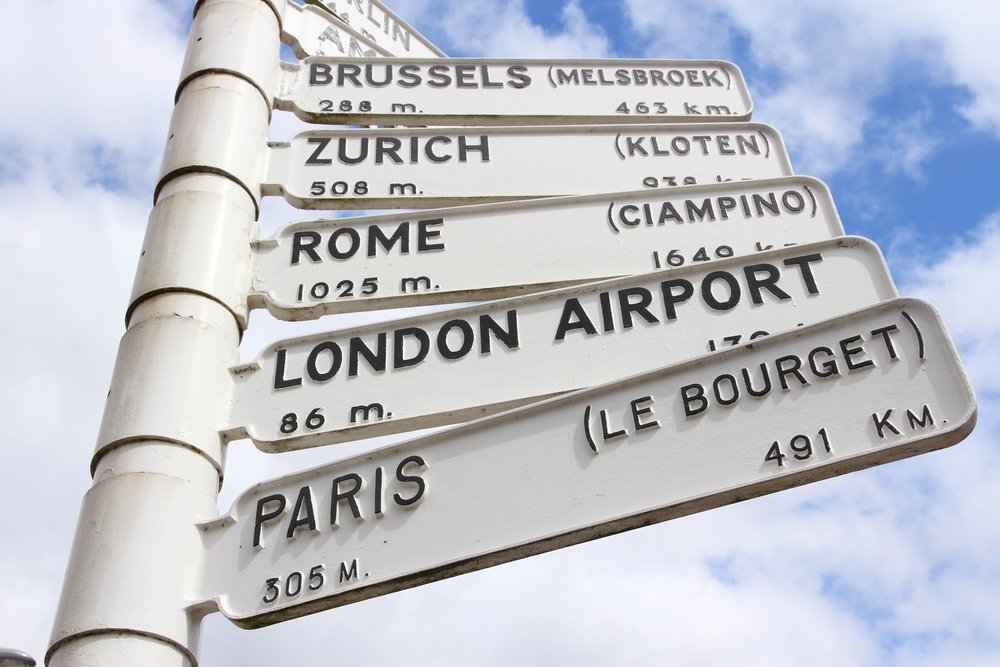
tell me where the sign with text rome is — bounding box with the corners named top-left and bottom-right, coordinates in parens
top-left (226, 238), bottom-right (897, 451)
top-left (277, 57), bottom-right (751, 125)
top-left (200, 298), bottom-right (976, 627)
top-left (251, 176), bottom-right (843, 319)
top-left (261, 123), bottom-right (792, 209)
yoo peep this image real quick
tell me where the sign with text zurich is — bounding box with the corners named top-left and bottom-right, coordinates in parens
top-left (276, 58), bottom-right (751, 125)
top-left (226, 238), bottom-right (897, 451)
top-left (199, 298), bottom-right (976, 627)
top-left (261, 122), bottom-right (792, 209)
top-left (251, 176), bottom-right (843, 319)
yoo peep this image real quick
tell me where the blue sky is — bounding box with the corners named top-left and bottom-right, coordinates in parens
top-left (2, 1), bottom-right (998, 665)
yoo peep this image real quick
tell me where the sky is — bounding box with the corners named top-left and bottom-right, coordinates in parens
top-left (1, 0), bottom-right (999, 665)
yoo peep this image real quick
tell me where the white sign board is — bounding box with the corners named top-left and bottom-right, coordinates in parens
top-left (252, 176), bottom-right (844, 319)
top-left (227, 238), bottom-right (897, 451)
top-left (276, 58), bottom-right (751, 125)
top-left (201, 298), bottom-right (976, 627)
top-left (280, 0), bottom-right (390, 59)
top-left (261, 123), bottom-right (792, 209)
top-left (311, 0), bottom-right (445, 57)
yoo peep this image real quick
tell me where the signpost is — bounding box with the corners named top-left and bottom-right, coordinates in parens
top-left (262, 122), bottom-right (793, 208)
top-left (228, 238), bottom-right (898, 450)
top-left (309, 0), bottom-right (445, 58)
top-left (251, 176), bottom-right (843, 319)
top-left (277, 57), bottom-right (751, 125)
top-left (48, 0), bottom-right (979, 664)
top-left (201, 298), bottom-right (976, 627)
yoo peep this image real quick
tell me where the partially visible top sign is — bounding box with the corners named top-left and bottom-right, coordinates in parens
top-left (200, 298), bottom-right (976, 627)
top-left (262, 123), bottom-right (793, 209)
top-left (280, 0), bottom-right (391, 59)
top-left (276, 58), bottom-right (751, 125)
top-left (307, 0), bottom-right (444, 57)
top-left (251, 176), bottom-right (843, 319)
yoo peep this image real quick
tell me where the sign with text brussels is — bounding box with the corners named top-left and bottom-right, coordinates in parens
top-left (261, 123), bottom-right (792, 209)
top-left (227, 238), bottom-right (897, 451)
top-left (277, 57), bottom-right (751, 125)
top-left (200, 298), bottom-right (976, 627)
top-left (251, 176), bottom-right (843, 319)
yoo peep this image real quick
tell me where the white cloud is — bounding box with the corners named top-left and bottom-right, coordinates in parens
top-left (622, 0), bottom-right (1000, 175)
top-left (0, 0), bottom-right (186, 194)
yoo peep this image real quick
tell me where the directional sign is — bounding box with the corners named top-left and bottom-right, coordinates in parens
top-left (227, 238), bottom-right (897, 451)
top-left (276, 57), bottom-right (751, 125)
top-left (261, 123), bottom-right (792, 209)
top-left (201, 298), bottom-right (976, 627)
top-left (278, 0), bottom-right (391, 59)
top-left (307, 0), bottom-right (445, 58)
top-left (252, 176), bottom-right (844, 319)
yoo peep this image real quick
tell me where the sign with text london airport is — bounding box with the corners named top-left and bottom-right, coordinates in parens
top-left (308, 0), bottom-right (445, 58)
top-left (276, 58), bottom-right (751, 126)
top-left (261, 123), bottom-right (791, 209)
top-left (200, 298), bottom-right (976, 627)
top-left (251, 176), bottom-right (843, 319)
top-left (226, 238), bottom-right (897, 451)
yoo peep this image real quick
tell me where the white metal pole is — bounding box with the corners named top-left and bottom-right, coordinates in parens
top-left (46, 1), bottom-right (278, 665)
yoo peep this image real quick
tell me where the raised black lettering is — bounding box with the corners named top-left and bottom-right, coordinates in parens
top-left (291, 231), bottom-right (321, 265)
top-left (330, 473), bottom-right (364, 526)
top-left (394, 327), bottom-right (430, 369)
top-left (775, 354), bottom-right (807, 390)
top-left (618, 287), bottom-right (659, 329)
top-left (310, 63), bottom-right (333, 85)
top-left (555, 298), bottom-right (598, 340)
top-left (253, 494), bottom-right (286, 548)
top-left (807, 346), bottom-right (840, 377)
top-left (273, 348), bottom-right (303, 389)
top-left (631, 396), bottom-right (660, 431)
top-left (368, 222), bottom-right (409, 256)
top-left (782, 253), bottom-right (823, 294)
top-left (305, 137), bottom-right (333, 165)
top-left (701, 271), bottom-right (741, 311)
top-left (480, 310), bottom-right (519, 353)
top-left (743, 263), bottom-right (791, 304)
top-left (437, 319), bottom-right (474, 360)
top-left (872, 410), bottom-right (900, 438)
top-left (286, 486), bottom-right (317, 539)
top-left (742, 363), bottom-right (772, 397)
top-left (681, 384), bottom-right (707, 417)
top-left (336, 63), bottom-right (361, 87)
top-left (348, 333), bottom-right (387, 376)
top-left (416, 218), bottom-right (445, 251)
top-left (458, 135), bottom-right (490, 162)
top-left (306, 342), bottom-right (343, 381)
top-left (660, 279), bottom-right (694, 320)
top-left (870, 325), bottom-right (900, 360)
top-left (840, 335), bottom-right (874, 371)
top-left (394, 455), bottom-right (427, 506)
top-left (907, 405), bottom-right (934, 430)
